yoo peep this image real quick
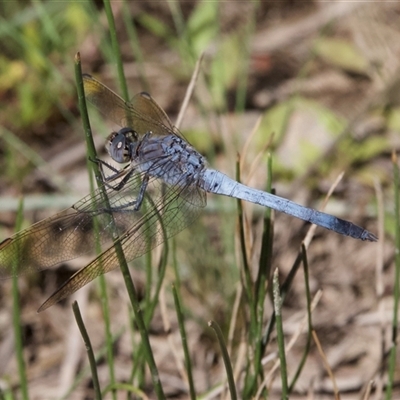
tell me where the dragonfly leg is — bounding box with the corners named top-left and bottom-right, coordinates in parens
top-left (93, 158), bottom-right (136, 192)
top-left (90, 156), bottom-right (120, 175)
top-left (94, 173), bottom-right (150, 214)
top-left (107, 167), bottom-right (136, 191)
top-left (133, 175), bottom-right (150, 211)
top-left (91, 158), bottom-right (149, 212)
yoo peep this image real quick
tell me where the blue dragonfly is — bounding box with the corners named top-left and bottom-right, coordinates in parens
top-left (0, 74), bottom-right (377, 311)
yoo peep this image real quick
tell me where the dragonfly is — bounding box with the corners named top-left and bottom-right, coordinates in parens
top-left (0, 74), bottom-right (377, 312)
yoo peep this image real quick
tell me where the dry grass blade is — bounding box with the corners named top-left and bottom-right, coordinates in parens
top-left (312, 330), bottom-right (340, 400)
top-left (176, 52), bottom-right (204, 129)
top-left (362, 380), bottom-right (374, 400)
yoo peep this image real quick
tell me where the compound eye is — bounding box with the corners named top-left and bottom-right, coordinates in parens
top-left (107, 132), bottom-right (130, 163)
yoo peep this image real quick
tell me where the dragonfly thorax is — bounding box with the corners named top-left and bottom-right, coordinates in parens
top-left (134, 134), bottom-right (207, 186)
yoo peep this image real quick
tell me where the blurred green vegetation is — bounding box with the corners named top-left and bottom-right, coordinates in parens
top-left (0, 2), bottom-right (94, 127)
top-left (0, 2), bottom-right (98, 188)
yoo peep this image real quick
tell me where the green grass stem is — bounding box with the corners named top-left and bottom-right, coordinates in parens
top-left (167, 0), bottom-right (192, 65)
top-left (12, 198), bottom-right (29, 400)
top-left (385, 152), bottom-right (400, 399)
top-left (99, 5), bottom-right (166, 393)
top-left (272, 268), bottom-right (288, 400)
top-left (255, 153), bottom-right (273, 298)
top-left (74, 54), bottom-right (117, 400)
top-left (172, 284), bottom-right (196, 399)
top-left (80, 56), bottom-right (118, 399)
top-left (32, 0), bottom-right (61, 47)
top-left (103, 0), bottom-right (129, 102)
top-left (171, 238), bottom-right (181, 290)
top-left (146, 242), bottom-right (169, 326)
top-left (208, 320), bottom-right (237, 400)
top-left (128, 238), bottom-right (169, 388)
top-left (59, 328), bottom-right (125, 400)
top-left (289, 244), bottom-right (313, 392)
top-left (262, 235), bottom-right (312, 350)
top-left (97, 274), bottom-right (116, 400)
top-left (251, 154), bottom-right (274, 395)
top-left (72, 301), bottom-right (102, 400)
top-left (75, 53), bottom-right (164, 399)
top-left (235, 155), bottom-right (254, 311)
top-left (121, 0), bottom-right (150, 92)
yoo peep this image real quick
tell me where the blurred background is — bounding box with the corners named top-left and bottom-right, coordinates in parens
top-left (0, 1), bottom-right (397, 399)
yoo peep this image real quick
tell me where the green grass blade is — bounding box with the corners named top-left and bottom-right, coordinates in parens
top-left (97, 275), bottom-right (116, 400)
top-left (255, 153), bottom-right (273, 297)
top-left (208, 320), bottom-right (237, 400)
top-left (236, 153), bottom-right (259, 397)
top-left (75, 53), bottom-right (164, 398)
top-left (251, 154), bottom-right (274, 394)
top-left (103, 0), bottom-right (129, 102)
top-left (171, 238), bottom-right (181, 289)
top-left (167, 0), bottom-right (191, 64)
top-left (129, 239), bottom-right (169, 389)
top-left (79, 3), bottom-right (168, 391)
top-left (172, 284), bottom-right (196, 399)
top-left (12, 198), bottom-right (29, 400)
top-left (273, 268), bottom-right (288, 400)
top-left (121, 0), bottom-right (150, 92)
top-left (72, 301), bottom-right (102, 400)
top-left (59, 328), bottom-right (125, 400)
top-left (235, 155), bottom-right (254, 311)
top-left (146, 242), bottom-right (169, 326)
top-left (261, 241), bottom-right (306, 348)
top-left (288, 244), bottom-right (313, 392)
top-left (385, 152), bottom-right (400, 399)
top-left (74, 53), bottom-right (117, 400)
top-left (31, 0), bottom-right (61, 47)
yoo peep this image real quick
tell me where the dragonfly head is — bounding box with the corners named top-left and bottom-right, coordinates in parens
top-left (106, 127), bottom-right (137, 163)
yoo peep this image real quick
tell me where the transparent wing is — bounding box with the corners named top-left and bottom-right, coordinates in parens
top-left (0, 163), bottom-right (206, 280)
top-left (83, 74), bottom-right (177, 137)
top-left (38, 174), bottom-right (206, 311)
